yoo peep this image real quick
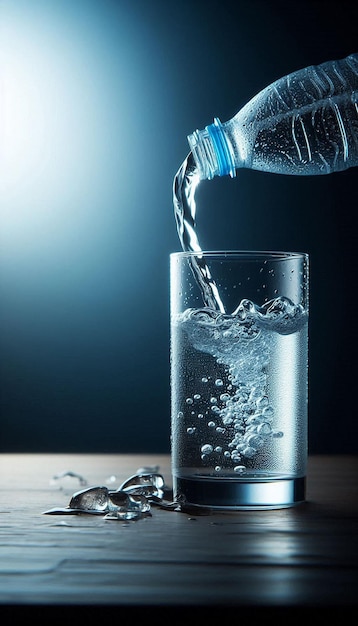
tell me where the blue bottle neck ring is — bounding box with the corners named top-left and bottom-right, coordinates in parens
top-left (206, 118), bottom-right (236, 178)
top-left (188, 117), bottom-right (236, 180)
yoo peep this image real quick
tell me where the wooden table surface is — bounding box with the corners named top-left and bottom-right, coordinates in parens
top-left (0, 453), bottom-right (357, 620)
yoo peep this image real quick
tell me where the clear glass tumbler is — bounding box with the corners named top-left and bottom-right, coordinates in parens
top-left (170, 251), bottom-right (309, 510)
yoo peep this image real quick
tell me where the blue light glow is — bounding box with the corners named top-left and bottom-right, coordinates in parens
top-left (0, 0), bottom-right (179, 451)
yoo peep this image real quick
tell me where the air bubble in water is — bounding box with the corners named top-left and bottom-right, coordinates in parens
top-left (246, 434), bottom-right (264, 448)
top-left (262, 406), bottom-right (274, 419)
top-left (243, 446), bottom-right (256, 458)
top-left (201, 444), bottom-right (213, 454)
top-left (256, 396), bottom-right (269, 409)
top-left (222, 415), bottom-right (233, 425)
top-left (273, 431), bottom-right (284, 438)
top-left (257, 422), bottom-right (272, 435)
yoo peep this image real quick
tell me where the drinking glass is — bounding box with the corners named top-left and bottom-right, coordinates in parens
top-left (170, 251), bottom-right (309, 510)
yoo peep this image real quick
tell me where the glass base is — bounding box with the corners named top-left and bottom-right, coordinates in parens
top-left (173, 474), bottom-right (306, 511)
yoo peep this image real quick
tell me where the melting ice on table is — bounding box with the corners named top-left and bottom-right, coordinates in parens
top-left (43, 471), bottom-right (177, 520)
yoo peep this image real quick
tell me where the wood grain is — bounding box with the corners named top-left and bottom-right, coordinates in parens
top-left (0, 454), bottom-right (357, 617)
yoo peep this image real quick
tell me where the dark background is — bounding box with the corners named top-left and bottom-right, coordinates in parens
top-left (0, 0), bottom-right (357, 454)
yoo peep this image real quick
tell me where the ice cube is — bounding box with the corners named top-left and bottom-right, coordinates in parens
top-left (69, 486), bottom-right (110, 512)
top-left (43, 467), bottom-right (176, 519)
top-left (118, 473), bottom-right (165, 499)
top-left (107, 490), bottom-right (130, 510)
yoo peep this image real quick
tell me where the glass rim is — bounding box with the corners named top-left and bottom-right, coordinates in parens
top-left (170, 250), bottom-right (308, 261)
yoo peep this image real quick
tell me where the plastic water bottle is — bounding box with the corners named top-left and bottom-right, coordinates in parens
top-left (188, 53), bottom-right (358, 179)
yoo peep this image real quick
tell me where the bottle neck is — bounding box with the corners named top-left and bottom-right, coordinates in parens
top-left (188, 118), bottom-right (236, 180)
